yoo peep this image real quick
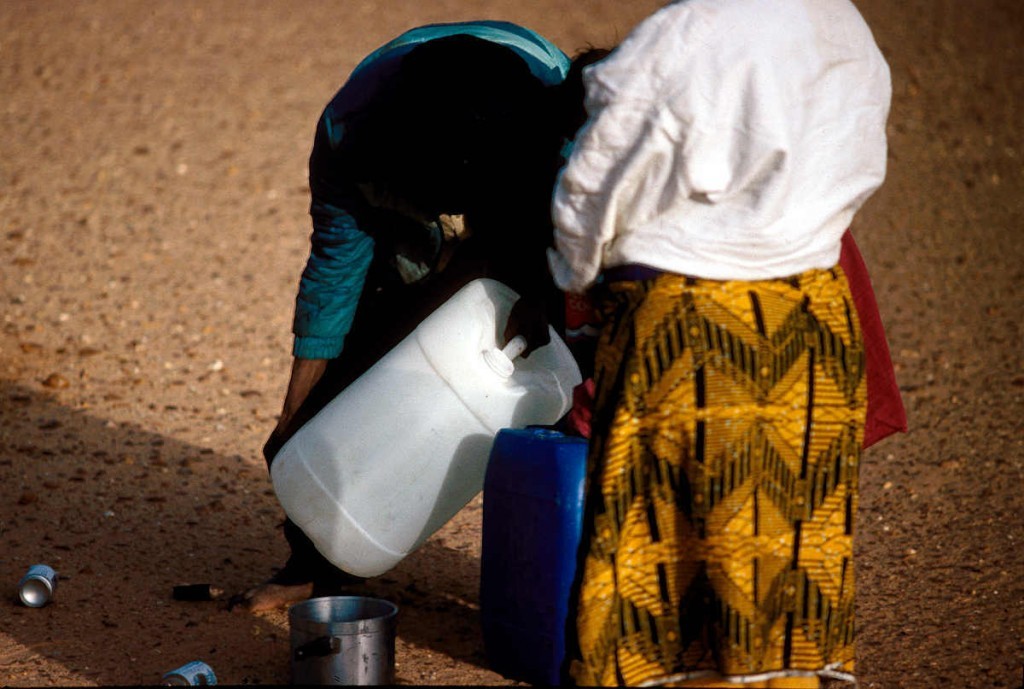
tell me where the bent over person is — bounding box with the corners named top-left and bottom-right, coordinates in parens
top-left (548, 0), bottom-right (892, 686)
top-left (233, 21), bottom-right (578, 612)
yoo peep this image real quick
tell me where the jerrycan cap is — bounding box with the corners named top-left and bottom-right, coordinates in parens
top-left (483, 335), bottom-right (528, 378)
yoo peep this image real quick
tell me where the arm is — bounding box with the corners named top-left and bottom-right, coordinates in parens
top-left (263, 354), bottom-right (330, 466)
top-left (278, 104), bottom-right (438, 432)
top-left (272, 357), bottom-right (329, 438)
top-left (468, 199), bottom-right (558, 356)
top-left (499, 241), bottom-right (556, 356)
top-left (264, 113), bottom-right (376, 468)
top-left (292, 116), bottom-right (377, 360)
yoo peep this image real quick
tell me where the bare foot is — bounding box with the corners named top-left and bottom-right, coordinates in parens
top-left (227, 581), bottom-right (314, 613)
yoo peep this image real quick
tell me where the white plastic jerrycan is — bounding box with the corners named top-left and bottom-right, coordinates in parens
top-left (270, 278), bottom-right (582, 578)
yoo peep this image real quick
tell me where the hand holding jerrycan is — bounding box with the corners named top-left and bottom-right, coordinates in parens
top-left (271, 279), bottom-right (582, 578)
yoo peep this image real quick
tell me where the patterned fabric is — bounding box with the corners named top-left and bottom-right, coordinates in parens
top-left (571, 268), bottom-right (866, 687)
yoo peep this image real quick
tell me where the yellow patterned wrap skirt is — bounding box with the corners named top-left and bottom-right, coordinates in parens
top-left (570, 268), bottom-right (866, 687)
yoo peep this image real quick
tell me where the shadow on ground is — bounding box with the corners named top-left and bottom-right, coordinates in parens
top-left (0, 380), bottom-right (496, 686)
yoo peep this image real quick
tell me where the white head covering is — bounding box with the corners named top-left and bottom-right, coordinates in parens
top-left (549, 0), bottom-right (892, 292)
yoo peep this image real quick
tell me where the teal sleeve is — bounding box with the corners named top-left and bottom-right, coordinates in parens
top-left (292, 112), bottom-right (376, 360)
top-left (292, 199), bottom-right (375, 359)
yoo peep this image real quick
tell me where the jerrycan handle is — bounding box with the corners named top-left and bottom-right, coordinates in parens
top-left (483, 335), bottom-right (528, 378)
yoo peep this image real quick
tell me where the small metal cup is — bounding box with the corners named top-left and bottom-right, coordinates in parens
top-left (18, 564), bottom-right (58, 607)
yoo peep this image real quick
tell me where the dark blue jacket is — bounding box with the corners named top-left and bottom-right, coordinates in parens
top-left (293, 21), bottom-right (570, 359)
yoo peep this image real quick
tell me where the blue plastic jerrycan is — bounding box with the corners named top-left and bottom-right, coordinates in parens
top-left (480, 427), bottom-right (589, 686)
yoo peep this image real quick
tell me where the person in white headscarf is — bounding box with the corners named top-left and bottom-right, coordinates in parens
top-left (549, 1), bottom-right (891, 686)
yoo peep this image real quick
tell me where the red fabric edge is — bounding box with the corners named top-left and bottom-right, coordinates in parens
top-left (839, 230), bottom-right (908, 448)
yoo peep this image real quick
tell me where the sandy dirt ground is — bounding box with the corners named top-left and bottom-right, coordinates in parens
top-left (1, 1), bottom-right (1021, 687)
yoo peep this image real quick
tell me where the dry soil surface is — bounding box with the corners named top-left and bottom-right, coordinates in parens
top-left (1, 1), bottom-right (1022, 687)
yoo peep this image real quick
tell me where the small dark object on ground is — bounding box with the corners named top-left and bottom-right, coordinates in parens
top-left (172, 584), bottom-right (223, 602)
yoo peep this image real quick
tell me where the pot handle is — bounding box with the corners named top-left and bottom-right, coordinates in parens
top-left (293, 635), bottom-right (341, 660)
